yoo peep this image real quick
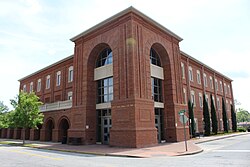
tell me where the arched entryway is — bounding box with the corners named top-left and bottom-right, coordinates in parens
top-left (45, 119), bottom-right (54, 141)
top-left (58, 117), bottom-right (70, 143)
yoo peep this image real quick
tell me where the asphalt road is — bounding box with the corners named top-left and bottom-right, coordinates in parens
top-left (0, 133), bottom-right (249, 167)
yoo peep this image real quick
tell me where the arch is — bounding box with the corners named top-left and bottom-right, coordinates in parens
top-left (44, 118), bottom-right (54, 141)
top-left (96, 47), bottom-right (113, 68)
top-left (58, 116), bottom-right (70, 143)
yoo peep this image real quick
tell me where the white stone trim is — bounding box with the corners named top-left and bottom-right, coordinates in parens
top-left (96, 102), bottom-right (111, 109)
top-left (94, 64), bottom-right (113, 81)
top-left (150, 64), bottom-right (164, 80)
top-left (154, 102), bottom-right (164, 108)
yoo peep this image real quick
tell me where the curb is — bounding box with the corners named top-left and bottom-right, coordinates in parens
top-left (177, 149), bottom-right (204, 156)
top-left (195, 132), bottom-right (248, 144)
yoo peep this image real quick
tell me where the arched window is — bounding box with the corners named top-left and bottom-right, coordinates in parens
top-left (150, 48), bottom-right (161, 67)
top-left (96, 48), bottom-right (112, 67)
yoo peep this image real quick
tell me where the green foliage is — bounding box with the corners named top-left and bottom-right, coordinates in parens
top-left (236, 108), bottom-right (250, 123)
top-left (0, 101), bottom-right (10, 128)
top-left (222, 98), bottom-right (228, 133)
top-left (0, 101), bottom-right (9, 113)
top-left (188, 100), bottom-right (195, 138)
top-left (210, 94), bottom-right (218, 134)
top-left (237, 127), bottom-right (246, 132)
top-left (10, 91), bottom-right (44, 144)
top-left (203, 94), bottom-right (210, 136)
top-left (231, 105), bottom-right (237, 132)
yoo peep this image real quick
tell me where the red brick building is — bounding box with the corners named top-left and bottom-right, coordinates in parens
top-left (9, 7), bottom-right (234, 148)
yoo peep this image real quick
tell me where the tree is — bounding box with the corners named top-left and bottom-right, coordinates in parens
top-left (188, 100), bottom-right (195, 138)
top-left (210, 94), bottom-right (218, 134)
top-left (222, 98), bottom-right (228, 133)
top-left (0, 101), bottom-right (9, 128)
top-left (11, 91), bottom-right (44, 144)
top-left (236, 108), bottom-right (250, 123)
top-left (231, 104), bottom-right (237, 132)
top-left (203, 94), bottom-right (210, 136)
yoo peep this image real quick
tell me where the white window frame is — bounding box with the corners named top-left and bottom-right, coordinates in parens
top-left (224, 83), bottom-right (227, 94)
top-left (23, 84), bottom-right (27, 92)
top-left (37, 79), bottom-right (41, 92)
top-left (183, 88), bottom-right (187, 104)
top-left (215, 79), bottom-right (218, 91)
top-left (220, 81), bottom-right (223, 93)
top-left (205, 94), bottom-right (209, 108)
top-left (68, 66), bottom-right (73, 82)
top-left (191, 90), bottom-right (196, 107)
top-left (203, 73), bottom-right (207, 87)
top-left (46, 75), bottom-right (51, 89)
top-left (181, 62), bottom-right (185, 79)
top-left (188, 66), bottom-right (193, 82)
top-left (199, 93), bottom-right (203, 108)
top-left (67, 91), bottom-right (73, 100)
top-left (210, 76), bottom-right (213, 89)
top-left (197, 70), bottom-right (201, 84)
top-left (56, 71), bottom-right (61, 86)
top-left (30, 82), bottom-right (33, 93)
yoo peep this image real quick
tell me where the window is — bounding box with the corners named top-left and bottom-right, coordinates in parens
top-left (23, 84), bottom-right (27, 92)
top-left (215, 79), bottom-right (218, 91)
top-left (203, 73), bottom-right (207, 87)
top-left (68, 91), bottom-right (73, 100)
top-left (30, 82), bottom-right (33, 93)
top-left (228, 85), bottom-right (231, 95)
top-left (56, 71), bottom-right (61, 86)
top-left (191, 91), bottom-right (196, 106)
top-left (226, 100), bottom-right (229, 110)
top-left (46, 75), bottom-right (50, 89)
top-left (150, 48), bottom-right (161, 67)
top-left (224, 83), bottom-right (227, 94)
top-left (188, 66), bottom-right (193, 82)
top-left (220, 81), bottom-right (223, 93)
top-left (199, 93), bottom-right (203, 108)
top-left (68, 66), bottom-right (73, 82)
top-left (181, 62), bottom-right (185, 79)
top-left (210, 76), bottom-right (213, 89)
top-left (197, 70), bottom-right (201, 84)
top-left (183, 88), bottom-right (187, 104)
top-left (217, 97), bottom-right (220, 109)
top-left (205, 94), bottom-right (209, 106)
top-left (37, 79), bottom-right (41, 92)
top-left (97, 77), bottom-right (113, 103)
top-left (96, 48), bottom-right (113, 67)
top-left (151, 77), bottom-right (163, 102)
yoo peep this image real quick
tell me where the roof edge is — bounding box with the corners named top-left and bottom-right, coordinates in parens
top-left (180, 51), bottom-right (233, 81)
top-left (70, 6), bottom-right (182, 42)
top-left (18, 55), bottom-right (74, 82)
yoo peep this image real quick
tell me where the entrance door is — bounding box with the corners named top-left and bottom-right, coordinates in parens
top-left (102, 116), bottom-right (112, 144)
top-left (155, 108), bottom-right (163, 143)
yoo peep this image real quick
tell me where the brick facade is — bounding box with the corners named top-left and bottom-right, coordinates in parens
top-left (12, 7), bottom-right (234, 148)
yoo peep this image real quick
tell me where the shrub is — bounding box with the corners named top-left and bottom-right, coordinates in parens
top-left (237, 127), bottom-right (246, 132)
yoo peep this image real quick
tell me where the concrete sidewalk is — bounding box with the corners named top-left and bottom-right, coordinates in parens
top-left (0, 132), bottom-right (248, 158)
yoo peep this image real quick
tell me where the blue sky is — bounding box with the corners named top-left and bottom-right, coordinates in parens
top-left (0, 0), bottom-right (249, 111)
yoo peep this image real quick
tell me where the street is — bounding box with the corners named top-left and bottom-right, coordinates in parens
top-left (0, 133), bottom-right (250, 167)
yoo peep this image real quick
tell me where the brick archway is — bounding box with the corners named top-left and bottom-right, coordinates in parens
top-left (58, 116), bottom-right (70, 142)
top-left (44, 118), bottom-right (54, 141)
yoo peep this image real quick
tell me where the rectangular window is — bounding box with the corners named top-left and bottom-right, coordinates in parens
top-left (210, 76), bottom-right (213, 89)
top-left (199, 93), bottom-right (203, 108)
top-left (46, 75), bottom-right (50, 89)
top-left (197, 70), bottom-right (201, 84)
top-left (23, 84), bottom-right (26, 92)
top-left (68, 91), bottom-right (73, 100)
top-left (37, 79), bottom-right (41, 92)
top-left (56, 71), bottom-right (61, 86)
top-left (217, 97), bottom-right (220, 109)
top-left (203, 74), bottom-right (207, 87)
top-left (30, 82), bottom-right (33, 93)
top-left (97, 77), bottom-right (113, 103)
top-left (215, 79), bottom-right (218, 91)
top-left (188, 66), bottom-right (193, 82)
top-left (224, 83), bottom-right (227, 94)
top-left (68, 66), bottom-right (73, 82)
top-left (181, 62), bottom-right (185, 79)
top-left (183, 88), bottom-right (187, 104)
top-left (220, 81), bottom-right (223, 93)
top-left (205, 94), bottom-right (209, 108)
top-left (151, 77), bottom-right (163, 102)
top-left (191, 91), bottom-right (196, 107)
top-left (228, 85), bottom-right (231, 95)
